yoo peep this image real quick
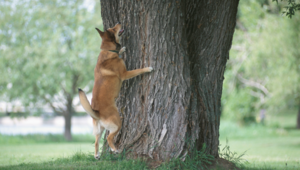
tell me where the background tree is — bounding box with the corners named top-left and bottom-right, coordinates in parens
top-left (99, 0), bottom-right (239, 163)
top-left (222, 0), bottom-right (300, 128)
top-left (0, 0), bottom-right (101, 140)
top-left (273, 0), bottom-right (300, 18)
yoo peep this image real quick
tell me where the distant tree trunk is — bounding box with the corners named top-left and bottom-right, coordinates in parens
top-left (64, 112), bottom-right (72, 141)
top-left (64, 95), bottom-right (74, 141)
top-left (297, 105), bottom-right (300, 129)
top-left (100, 0), bottom-right (239, 161)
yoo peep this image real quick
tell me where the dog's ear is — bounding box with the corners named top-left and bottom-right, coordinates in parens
top-left (95, 28), bottom-right (104, 37)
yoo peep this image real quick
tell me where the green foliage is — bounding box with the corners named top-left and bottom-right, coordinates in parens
top-left (219, 139), bottom-right (246, 168)
top-left (0, 0), bottom-right (100, 113)
top-left (273, 0), bottom-right (300, 18)
top-left (222, 84), bottom-right (257, 124)
top-left (222, 0), bottom-right (300, 123)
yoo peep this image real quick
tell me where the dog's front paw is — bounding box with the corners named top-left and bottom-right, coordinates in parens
top-left (119, 47), bottom-right (126, 54)
top-left (147, 67), bottom-right (154, 72)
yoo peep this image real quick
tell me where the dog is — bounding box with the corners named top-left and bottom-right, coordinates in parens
top-left (78, 22), bottom-right (153, 159)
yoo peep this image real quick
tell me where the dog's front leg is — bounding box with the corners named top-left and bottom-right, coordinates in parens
top-left (119, 47), bottom-right (126, 55)
top-left (122, 67), bottom-right (153, 80)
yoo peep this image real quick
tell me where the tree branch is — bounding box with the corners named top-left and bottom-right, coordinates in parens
top-left (250, 90), bottom-right (266, 103)
top-left (237, 74), bottom-right (270, 96)
top-left (42, 96), bottom-right (66, 116)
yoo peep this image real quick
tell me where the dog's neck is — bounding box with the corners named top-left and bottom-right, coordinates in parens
top-left (109, 50), bottom-right (119, 54)
top-left (100, 41), bottom-right (121, 53)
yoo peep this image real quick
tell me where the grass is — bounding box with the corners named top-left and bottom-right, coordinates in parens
top-left (0, 134), bottom-right (215, 170)
top-left (0, 151), bottom-right (148, 170)
top-left (0, 134), bottom-right (95, 166)
top-left (0, 110), bottom-right (299, 169)
top-left (158, 144), bottom-right (215, 170)
top-left (0, 134), bottom-right (94, 144)
top-left (219, 109), bottom-right (300, 169)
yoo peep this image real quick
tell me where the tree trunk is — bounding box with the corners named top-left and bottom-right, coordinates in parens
top-left (100, 0), bottom-right (239, 161)
top-left (64, 97), bottom-right (74, 141)
top-left (63, 75), bottom-right (78, 141)
top-left (64, 112), bottom-right (72, 141)
top-left (297, 105), bottom-right (300, 129)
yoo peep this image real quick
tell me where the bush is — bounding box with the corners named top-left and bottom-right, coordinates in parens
top-left (222, 88), bottom-right (257, 125)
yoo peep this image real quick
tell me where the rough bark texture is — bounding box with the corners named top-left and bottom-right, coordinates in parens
top-left (100, 0), bottom-right (239, 161)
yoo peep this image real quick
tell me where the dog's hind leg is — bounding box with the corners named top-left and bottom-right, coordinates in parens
top-left (103, 114), bottom-right (121, 152)
top-left (106, 123), bottom-right (120, 152)
top-left (93, 119), bottom-right (105, 159)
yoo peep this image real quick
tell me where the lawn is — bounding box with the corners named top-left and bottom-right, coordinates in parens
top-left (219, 110), bottom-right (300, 169)
top-left (0, 134), bottom-right (95, 166)
top-left (0, 110), bottom-right (299, 169)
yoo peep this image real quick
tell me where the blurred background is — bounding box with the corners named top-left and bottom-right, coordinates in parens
top-left (0, 0), bottom-right (100, 140)
top-left (0, 0), bottom-right (299, 169)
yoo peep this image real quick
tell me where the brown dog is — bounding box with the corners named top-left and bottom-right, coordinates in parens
top-left (78, 23), bottom-right (153, 159)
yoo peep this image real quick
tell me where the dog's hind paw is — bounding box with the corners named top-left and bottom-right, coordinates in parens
top-left (110, 148), bottom-right (120, 154)
top-left (94, 152), bottom-right (100, 160)
top-left (119, 47), bottom-right (126, 54)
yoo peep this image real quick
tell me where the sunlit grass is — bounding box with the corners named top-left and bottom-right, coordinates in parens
top-left (0, 151), bottom-right (148, 170)
top-left (0, 110), bottom-right (299, 169)
top-left (0, 142), bottom-right (94, 166)
top-left (0, 134), bottom-right (94, 144)
top-left (220, 109), bottom-right (300, 170)
top-left (0, 134), bottom-right (95, 166)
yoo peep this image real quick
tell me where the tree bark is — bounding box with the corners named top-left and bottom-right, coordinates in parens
top-left (100, 0), bottom-right (239, 161)
top-left (64, 112), bottom-right (72, 141)
top-left (297, 105), bottom-right (300, 129)
top-left (63, 74), bottom-right (78, 141)
top-left (64, 96), bottom-right (74, 141)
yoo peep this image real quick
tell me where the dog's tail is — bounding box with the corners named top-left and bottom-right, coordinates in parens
top-left (78, 88), bottom-right (100, 120)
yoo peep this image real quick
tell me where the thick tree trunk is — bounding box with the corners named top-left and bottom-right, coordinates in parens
top-left (100, 0), bottom-right (239, 161)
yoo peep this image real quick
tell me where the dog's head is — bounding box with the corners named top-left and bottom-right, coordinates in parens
top-left (96, 23), bottom-right (124, 51)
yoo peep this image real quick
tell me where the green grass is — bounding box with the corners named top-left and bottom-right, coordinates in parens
top-left (0, 143), bottom-right (93, 166)
top-left (0, 134), bottom-right (95, 166)
top-left (0, 110), bottom-right (299, 169)
top-left (0, 134), bottom-right (94, 144)
top-left (0, 151), bottom-right (148, 170)
top-left (220, 109), bottom-right (300, 170)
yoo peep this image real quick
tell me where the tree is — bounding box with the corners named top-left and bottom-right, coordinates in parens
top-left (0, 0), bottom-right (100, 140)
top-left (98, 0), bottom-right (239, 162)
top-left (222, 0), bottom-right (300, 128)
top-left (273, 0), bottom-right (300, 18)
